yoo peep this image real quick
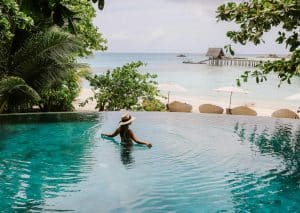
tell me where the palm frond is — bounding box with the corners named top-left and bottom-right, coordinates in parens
top-left (11, 30), bottom-right (82, 89)
top-left (0, 76), bottom-right (40, 113)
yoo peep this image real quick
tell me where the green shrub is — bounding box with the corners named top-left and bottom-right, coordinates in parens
top-left (142, 98), bottom-right (166, 111)
top-left (87, 61), bottom-right (161, 111)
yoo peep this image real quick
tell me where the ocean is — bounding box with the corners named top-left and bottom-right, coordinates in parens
top-left (79, 52), bottom-right (300, 111)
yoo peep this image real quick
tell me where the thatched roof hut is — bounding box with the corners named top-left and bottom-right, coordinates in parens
top-left (206, 48), bottom-right (224, 59)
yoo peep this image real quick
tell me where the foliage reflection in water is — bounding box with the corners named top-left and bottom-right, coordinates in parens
top-left (233, 121), bottom-right (300, 211)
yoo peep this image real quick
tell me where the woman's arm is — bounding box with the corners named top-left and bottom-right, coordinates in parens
top-left (128, 130), bottom-right (152, 148)
top-left (101, 128), bottom-right (120, 137)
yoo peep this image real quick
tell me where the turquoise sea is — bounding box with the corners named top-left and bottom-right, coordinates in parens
top-left (80, 52), bottom-right (300, 110)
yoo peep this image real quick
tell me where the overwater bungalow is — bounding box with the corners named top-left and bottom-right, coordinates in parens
top-left (206, 48), bottom-right (225, 60)
top-left (205, 47), bottom-right (263, 67)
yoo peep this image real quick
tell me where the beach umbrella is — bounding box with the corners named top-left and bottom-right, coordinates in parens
top-left (214, 86), bottom-right (249, 109)
top-left (285, 93), bottom-right (300, 100)
top-left (158, 83), bottom-right (187, 104)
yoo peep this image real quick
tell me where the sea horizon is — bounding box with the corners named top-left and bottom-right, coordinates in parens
top-left (85, 51), bottom-right (289, 57)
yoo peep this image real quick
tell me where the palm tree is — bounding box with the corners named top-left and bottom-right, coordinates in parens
top-left (0, 29), bottom-right (82, 113)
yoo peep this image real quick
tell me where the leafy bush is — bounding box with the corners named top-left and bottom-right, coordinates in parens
top-left (142, 98), bottom-right (166, 111)
top-left (39, 70), bottom-right (81, 112)
top-left (87, 61), bottom-right (161, 111)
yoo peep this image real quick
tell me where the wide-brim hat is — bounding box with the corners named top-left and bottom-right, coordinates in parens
top-left (119, 113), bottom-right (135, 126)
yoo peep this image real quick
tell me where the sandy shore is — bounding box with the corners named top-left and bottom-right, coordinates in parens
top-left (73, 88), bottom-right (97, 111)
top-left (74, 88), bottom-right (298, 117)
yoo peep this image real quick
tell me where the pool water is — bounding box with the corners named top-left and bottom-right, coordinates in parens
top-left (0, 112), bottom-right (299, 212)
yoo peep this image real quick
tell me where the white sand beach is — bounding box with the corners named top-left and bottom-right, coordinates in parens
top-left (73, 88), bottom-right (97, 111)
top-left (74, 88), bottom-right (298, 117)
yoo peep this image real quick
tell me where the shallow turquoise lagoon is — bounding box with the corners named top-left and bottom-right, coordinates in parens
top-left (0, 112), bottom-right (299, 212)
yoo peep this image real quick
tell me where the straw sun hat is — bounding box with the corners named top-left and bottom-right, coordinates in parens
top-left (119, 113), bottom-right (135, 126)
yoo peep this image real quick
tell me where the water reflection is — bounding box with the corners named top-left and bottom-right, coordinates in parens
top-left (120, 146), bottom-right (134, 167)
top-left (234, 122), bottom-right (300, 173)
top-left (232, 122), bottom-right (300, 211)
top-left (0, 113), bottom-right (102, 212)
top-left (102, 136), bottom-right (135, 168)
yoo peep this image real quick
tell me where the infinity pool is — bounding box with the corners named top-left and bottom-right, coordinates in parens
top-left (0, 112), bottom-right (299, 212)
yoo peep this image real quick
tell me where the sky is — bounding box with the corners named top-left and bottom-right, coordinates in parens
top-left (93, 0), bottom-right (288, 54)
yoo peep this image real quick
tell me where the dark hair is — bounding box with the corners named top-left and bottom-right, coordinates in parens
top-left (119, 124), bottom-right (129, 138)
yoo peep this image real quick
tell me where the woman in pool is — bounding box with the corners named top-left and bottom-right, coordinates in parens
top-left (101, 113), bottom-right (152, 148)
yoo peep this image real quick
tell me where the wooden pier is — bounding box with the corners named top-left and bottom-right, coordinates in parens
top-left (206, 48), bottom-right (265, 67)
top-left (208, 58), bottom-right (263, 67)
top-left (181, 48), bottom-right (281, 67)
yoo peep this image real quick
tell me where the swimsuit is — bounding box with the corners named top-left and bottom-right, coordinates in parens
top-left (120, 129), bottom-right (133, 146)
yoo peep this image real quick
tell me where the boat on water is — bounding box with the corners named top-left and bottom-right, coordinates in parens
top-left (177, 54), bottom-right (186, 57)
top-left (183, 60), bottom-right (208, 64)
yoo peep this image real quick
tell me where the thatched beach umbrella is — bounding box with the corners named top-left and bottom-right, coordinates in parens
top-left (214, 86), bottom-right (249, 111)
top-left (158, 83), bottom-right (187, 104)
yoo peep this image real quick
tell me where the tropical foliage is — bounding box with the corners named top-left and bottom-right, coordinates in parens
top-left (0, 0), bottom-right (33, 43)
top-left (0, 29), bottom-right (82, 113)
top-left (0, 76), bottom-right (40, 113)
top-left (87, 62), bottom-right (161, 111)
top-left (216, 0), bottom-right (300, 85)
top-left (142, 98), bottom-right (166, 111)
top-left (89, 0), bottom-right (105, 10)
top-left (1, 0), bottom-right (106, 53)
top-left (0, 0), bottom-right (106, 113)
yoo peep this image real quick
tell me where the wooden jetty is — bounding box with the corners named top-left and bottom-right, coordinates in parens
top-left (207, 57), bottom-right (263, 67)
top-left (205, 48), bottom-right (264, 67)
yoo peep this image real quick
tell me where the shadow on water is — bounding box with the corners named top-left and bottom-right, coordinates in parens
top-left (0, 113), bottom-right (103, 212)
top-left (232, 121), bottom-right (300, 212)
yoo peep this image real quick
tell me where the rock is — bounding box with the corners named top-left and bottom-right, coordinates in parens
top-left (271, 109), bottom-right (299, 119)
top-left (198, 104), bottom-right (224, 114)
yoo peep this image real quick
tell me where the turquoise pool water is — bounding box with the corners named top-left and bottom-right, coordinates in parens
top-left (0, 112), bottom-right (299, 212)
